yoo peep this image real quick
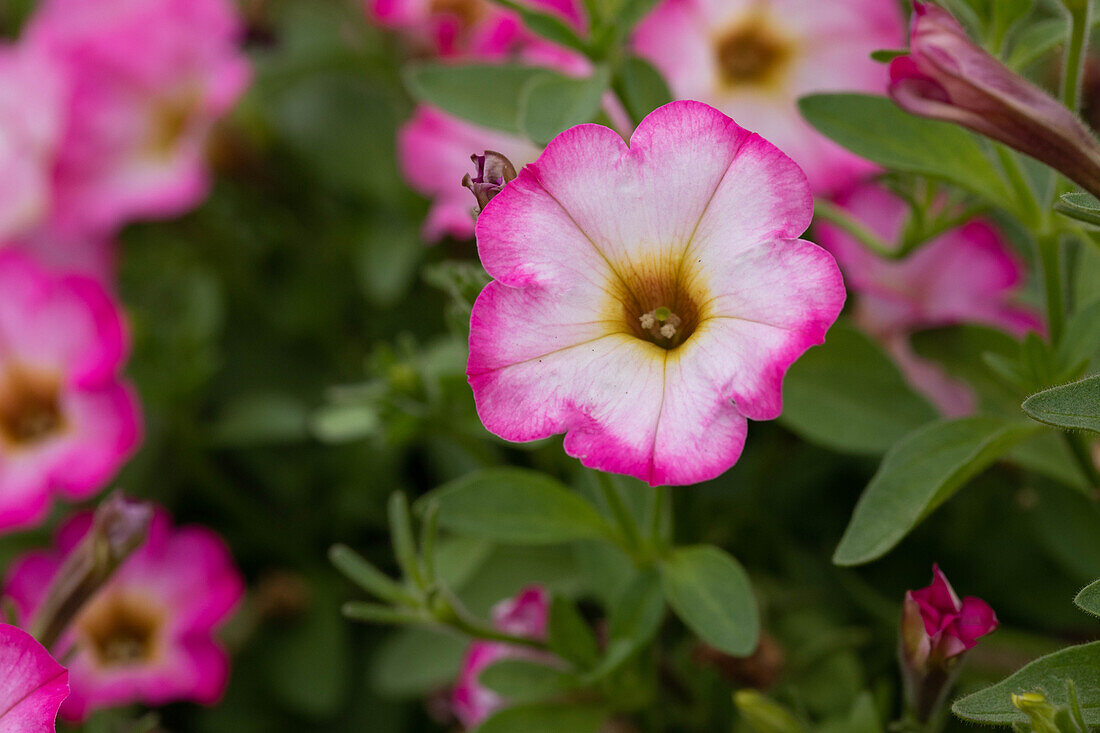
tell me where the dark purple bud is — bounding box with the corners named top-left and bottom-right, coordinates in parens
top-left (462, 150), bottom-right (517, 213)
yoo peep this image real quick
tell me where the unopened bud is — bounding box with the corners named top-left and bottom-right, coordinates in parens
top-left (30, 493), bottom-right (154, 649)
top-left (1011, 692), bottom-right (1064, 733)
top-left (462, 151), bottom-right (517, 212)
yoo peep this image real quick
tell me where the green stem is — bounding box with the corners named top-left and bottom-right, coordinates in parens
top-left (996, 146), bottom-right (1043, 229)
top-left (1038, 233), bottom-right (1066, 344)
top-left (594, 470), bottom-right (645, 554)
top-left (1062, 0), bottom-right (1092, 113)
top-left (814, 199), bottom-right (898, 258)
top-left (1065, 432), bottom-right (1100, 493)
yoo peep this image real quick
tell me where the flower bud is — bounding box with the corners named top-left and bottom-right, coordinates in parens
top-left (899, 564), bottom-right (998, 723)
top-left (29, 493), bottom-right (154, 649)
top-left (461, 150), bottom-right (517, 213)
top-left (889, 3), bottom-right (1100, 200)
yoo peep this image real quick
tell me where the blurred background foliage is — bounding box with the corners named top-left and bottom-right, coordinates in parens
top-left (0, 0), bottom-right (1095, 729)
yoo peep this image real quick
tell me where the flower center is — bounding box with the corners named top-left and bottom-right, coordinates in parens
top-left (713, 20), bottom-right (791, 88)
top-left (0, 366), bottom-right (64, 448)
top-left (429, 0), bottom-right (486, 27)
top-left (77, 592), bottom-right (164, 669)
top-left (147, 89), bottom-right (201, 158)
top-left (608, 253), bottom-right (706, 350)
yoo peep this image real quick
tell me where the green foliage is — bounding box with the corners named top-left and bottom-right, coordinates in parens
top-left (1022, 376), bottom-right (1100, 433)
top-left (834, 417), bottom-right (1040, 565)
top-left (403, 63), bottom-right (554, 134)
top-left (1075, 580), bottom-right (1100, 617)
top-left (781, 322), bottom-right (938, 453)
top-left (548, 595), bottom-right (601, 667)
top-left (1054, 192), bottom-right (1100, 227)
top-left (478, 658), bottom-right (580, 700)
top-left (476, 703), bottom-right (609, 733)
top-left (520, 67), bottom-right (612, 145)
top-left (658, 545), bottom-right (759, 656)
top-left (615, 56), bottom-right (673, 125)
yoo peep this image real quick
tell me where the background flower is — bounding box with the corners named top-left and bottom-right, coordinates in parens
top-left (0, 623), bottom-right (69, 733)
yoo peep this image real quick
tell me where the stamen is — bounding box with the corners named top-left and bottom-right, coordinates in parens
top-left (660, 323), bottom-right (677, 339)
top-left (639, 313), bottom-right (657, 329)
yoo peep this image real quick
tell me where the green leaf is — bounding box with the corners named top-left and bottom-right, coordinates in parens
top-left (1055, 192), bottom-right (1100, 227)
top-left (869, 49), bottom-right (907, 62)
top-left (953, 641), bottom-right (1100, 725)
top-left (404, 63), bottom-right (554, 133)
top-left (475, 703), bottom-right (609, 733)
top-left (419, 468), bottom-right (616, 544)
top-left (607, 570), bottom-right (665, 651)
top-left (520, 67), bottom-right (611, 145)
top-left (608, 0), bottom-right (662, 41)
top-left (659, 545), bottom-right (759, 656)
top-left (1022, 375), bottom-right (1100, 433)
top-left (478, 659), bottom-right (579, 701)
top-left (548, 595), bottom-right (600, 668)
top-left (484, 0), bottom-right (587, 52)
top-left (834, 417), bottom-right (1039, 565)
top-left (1075, 580), bottom-right (1100, 617)
top-left (369, 628), bottom-right (468, 697)
top-left (781, 322), bottom-right (938, 453)
top-left (615, 56), bottom-right (672, 125)
top-left (1007, 17), bottom-right (1065, 69)
top-left (798, 94), bottom-right (1010, 204)
top-left (1057, 298), bottom-right (1100, 378)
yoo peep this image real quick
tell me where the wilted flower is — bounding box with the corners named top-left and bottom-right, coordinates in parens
top-left (633, 0), bottom-right (903, 193)
top-left (0, 251), bottom-right (141, 532)
top-left (889, 2), bottom-right (1100, 200)
top-left (0, 43), bottom-right (66, 242)
top-left (399, 107), bottom-right (540, 241)
top-left (816, 183), bottom-right (1042, 415)
top-left (0, 623), bottom-right (69, 732)
top-left (468, 101), bottom-right (844, 485)
top-left (4, 506), bottom-right (245, 721)
top-left (452, 586), bottom-right (549, 728)
top-left (463, 151), bottom-right (518, 212)
top-left (26, 0), bottom-right (251, 235)
top-left (899, 564), bottom-right (997, 722)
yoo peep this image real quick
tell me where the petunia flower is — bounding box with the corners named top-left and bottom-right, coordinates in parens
top-left (398, 106), bottom-right (541, 241)
top-left (467, 101), bottom-right (845, 486)
top-left (451, 586), bottom-right (550, 728)
top-left (632, 0), bottom-right (903, 194)
top-left (899, 564), bottom-right (997, 722)
top-left (25, 0), bottom-right (251, 236)
top-left (0, 623), bottom-right (69, 733)
top-left (0, 251), bottom-right (141, 532)
top-left (889, 2), bottom-right (1100, 201)
top-left (3, 506), bottom-right (245, 722)
top-left (0, 42), bottom-right (66, 242)
top-left (816, 183), bottom-right (1042, 415)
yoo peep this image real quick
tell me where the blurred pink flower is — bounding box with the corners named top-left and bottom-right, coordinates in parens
top-left (367, 0), bottom-right (584, 59)
top-left (890, 3), bottom-right (1100, 200)
top-left (901, 564), bottom-right (997, 680)
top-left (4, 507), bottom-right (245, 722)
top-left (452, 586), bottom-right (549, 728)
top-left (0, 251), bottom-right (141, 532)
top-left (633, 0), bottom-right (903, 194)
top-left (26, 0), bottom-right (251, 235)
top-left (0, 43), bottom-right (66, 242)
top-left (3, 229), bottom-right (115, 285)
top-left (0, 623), bottom-right (69, 733)
top-left (468, 101), bottom-right (844, 485)
top-left (816, 183), bottom-right (1042, 415)
top-left (399, 107), bottom-right (541, 241)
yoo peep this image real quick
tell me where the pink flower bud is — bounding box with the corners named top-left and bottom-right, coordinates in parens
top-left (462, 150), bottom-right (517, 213)
top-left (899, 564), bottom-right (997, 722)
top-left (889, 2), bottom-right (1100, 200)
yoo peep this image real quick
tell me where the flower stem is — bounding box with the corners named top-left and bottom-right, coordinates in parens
top-left (1065, 431), bottom-right (1100, 493)
top-left (1038, 233), bottom-right (1066, 344)
top-left (1062, 0), bottom-right (1092, 113)
top-left (814, 199), bottom-right (898, 258)
top-left (594, 470), bottom-right (645, 555)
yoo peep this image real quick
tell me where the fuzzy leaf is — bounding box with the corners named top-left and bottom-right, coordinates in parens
top-left (1022, 375), bottom-right (1100, 433)
top-left (1075, 580), bottom-right (1100, 617)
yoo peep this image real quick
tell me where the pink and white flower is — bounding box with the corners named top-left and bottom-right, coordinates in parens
top-left (452, 586), bottom-right (549, 728)
top-left (467, 101), bottom-right (845, 486)
top-left (816, 183), bottom-right (1042, 415)
top-left (632, 0), bottom-right (903, 194)
top-left (0, 251), bottom-right (141, 532)
top-left (4, 506), bottom-right (245, 722)
top-left (26, 0), bottom-right (251, 235)
top-left (0, 42), bottom-right (66, 242)
top-left (0, 623), bottom-right (69, 733)
top-left (399, 107), bottom-right (542, 241)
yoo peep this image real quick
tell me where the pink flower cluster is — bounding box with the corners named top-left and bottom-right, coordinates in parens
top-left (5, 505), bottom-right (245, 722)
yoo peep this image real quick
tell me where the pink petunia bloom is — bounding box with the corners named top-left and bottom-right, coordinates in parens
top-left (452, 586), bottom-right (549, 728)
top-left (367, 0), bottom-right (584, 59)
top-left (0, 42), bottom-right (66, 242)
top-left (26, 0), bottom-right (251, 236)
top-left (632, 0), bottom-right (904, 194)
top-left (4, 506), bottom-right (245, 722)
top-left (2, 228), bottom-right (115, 286)
top-left (467, 101), bottom-right (845, 486)
top-left (399, 107), bottom-right (542, 241)
top-left (890, 2), bottom-right (1100, 201)
top-left (816, 183), bottom-right (1042, 415)
top-left (0, 623), bottom-right (69, 733)
top-left (0, 251), bottom-right (141, 532)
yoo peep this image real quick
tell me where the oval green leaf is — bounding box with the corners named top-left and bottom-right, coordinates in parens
top-left (1022, 375), bottom-right (1100, 433)
top-left (1075, 579), bottom-right (1100, 617)
top-left (478, 659), bottom-right (578, 701)
top-left (834, 417), bottom-right (1039, 566)
top-left (404, 63), bottom-right (553, 133)
top-left (659, 545), bottom-right (759, 656)
top-left (519, 67), bottom-right (611, 145)
top-left (1055, 191), bottom-right (1100, 227)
